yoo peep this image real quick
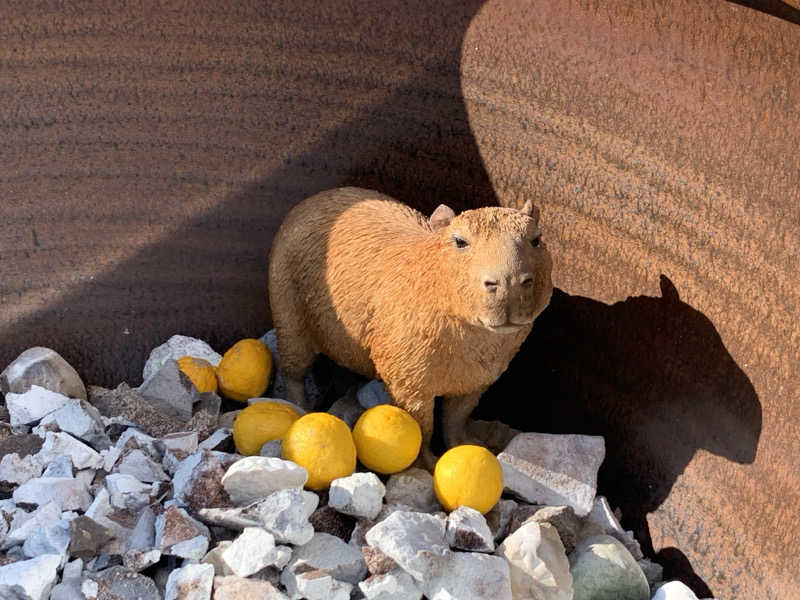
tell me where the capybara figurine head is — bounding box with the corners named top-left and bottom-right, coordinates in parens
top-left (428, 200), bottom-right (553, 334)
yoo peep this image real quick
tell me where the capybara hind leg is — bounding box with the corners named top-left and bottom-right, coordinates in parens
top-left (442, 391), bottom-right (485, 449)
top-left (276, 330), bottom-right (316, 410)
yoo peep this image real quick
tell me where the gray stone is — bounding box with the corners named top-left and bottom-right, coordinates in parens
top-left (1, 347), bottom-right (86, 401)
top-left (38, 431), bottom-right (104, 470)
top-left (49, 579), bottom-right (83, 600)
top-left (198, 428), bottom-right (232, 452)
top-left (198, 488), bottom-right (318, 545)
top-left (259, 439), bottom-right (283, 457)
top-left (13, 477), bottom-right (92, 511)
top-left (142, 334), bottom-right (222, 382)
top-left (585, 496), bottom-right (643, 559)
top-left (365, 510), bottom-right (449, 581)
top-left (212, 575), bottom-right (290, 600)
top-left (138, 359), bottom-right (199, 422)
top-left (23, 518), bottom-right (71, 561)
top-left (63, 558), bottom-right (83, 580)
top-left (89, 566), bottom-right (160, 600)
top-left (161, 431), bottom-right (199, 454)
top-left (221, 456), bottom-right (307, 506)
top-left (170, 535), bottom-right (209, 559)
top-left (485, 498), bottom-right (517, 543)
top-left (0, 452), bottom-right (43, 485)
top-left (327, 394), bottom-right (365, 428)
top-left (446, 505), bottom-right (494, 552)
top-left (36, 399), bottom-right (108, 449)
top-left (5, 386), bottom-right (72, 427)
top-left (359, 568), bottom-right (422, 600)
top-left (498, 433), bottom-right (605, 516)
top-left (260, 329), bottom-right (324, 409)
top-left (105, 473), bottom-right (152, 511)
top-left (2, 501), bottom-right (62, 550)
top-left (280, 567), bottom-right (353, 600)
top-left (42, 454), bottom-right (73, 478)
top-left (202, 541), bottom-right (234, 576)
top-left (497, 521), bottom-right (573, 600)
top-left (423, 551), bottom-right (512, 600)
top-left (173, 450), bottom-right (237, 512)
top-left (329, 472), bottom-right (385, 519)
top-left (125, 507), bottom-right (155, 552)
top-left (287, 532), bottom-right (367, 584)
top-left (220, 527), bottom-right (290, 577)
top-left (523, 505), bottom-right (581, 554)
top-left (117, 449), bottom-right (169, 483)
top-left (569, 534), bottom-right (650, 600)
top-left (88, 383), bottom-right (186, 438)
top-left (653, 581), bottom-right (700, 600)
top-left (361, 545), bottom-right (397, 576)
top-left (638, 557), bottom-right (664, 588)
top-left (155, 506), bottom-right (211, 555)
top-left (84, 489), bottom-right (134, 554)
top-left (68, 515), bottom-right (116, 560)
top-left (164, 563), bottom-right (215, 600)
top-left (383, 468), bottom-right (441, 513)
top-left (0, 554), bottom-right (61, 600)
top-left (357, 380), bottom-right (392, 409)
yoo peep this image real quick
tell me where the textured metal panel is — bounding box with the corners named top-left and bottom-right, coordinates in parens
top-left (0, 1), bottom-right (797, 597)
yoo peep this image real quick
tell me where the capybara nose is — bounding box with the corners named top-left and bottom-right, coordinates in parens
top-left (483, 278), bottom-right (499, 292)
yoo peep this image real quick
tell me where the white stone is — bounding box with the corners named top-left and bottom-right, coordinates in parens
top-left (1, 501), bottom-right (62, 550)
top-left (105, 473), bottom-right (152, 510)
top-left (1, 347), bottom-right (86, 401)
top-left (423, 551), bottom-right (512, 600)
top-left (62, 558), bottom-right (83, 581)
top-left (220, 527), bottom-right (286, 577)
top-left (142, 334), bottom-right (222, 382)
top-left (38, 431), bottom-right (103, 470)
top-left (84, 489), bottom-right (133, 552)
top-left (198, 428), bottom-right (232, 451)
top-left (365, 510), bottom-right (450, 581)
top-left (155, 506), bottom-right (211, 553)
top-left (170, 535), bottom-right (209, 559)
top-left (329, 472), bottom-right (385, 519)
top-left (280, 567), bottom-right (353, 600)
top-left (359, 568), bottom-right (423, 600)
top-left (384, 468), bottom-right (441, 513)
top-left (38, 399), bottom-right (107, 447)
top-left (569, 534), bottom-right (650, 600)
top-left (212, 576), bottom-right (290, 600)
top-left (164, 563), bottom-right (215, 600)
top-left (222, 456), bottom-right (308, 505)
top-left (497, 521), bottom-right (573, 600)
top-left (81, 580), bottom-right (99, 599)
top-left (202, 541), bottom-right (234, 576)
top-left (0, 554), bottom-right (61, 600)
top-left (653, 581), bottom-right (700, 600)
top-left (13, 477), bottom-right (92, 511)
top-left (357, 380), bottom-right (392, 409)
top-left (137, 359), bottom-right (198, 421)
top-left (102, 445), bottom-right (124, 472)
top-left (22, 518), bottom-right (71, 562)
top-left (117, 449), bottom-right (169, 482)
top-left (161, 431), bottom-right (199, 453)
top-left (498, 433), bottom-right (605, 516)
top-left (42, 455), bottom-right (73, 478)
top-left (198, 488), bottom-right (318, 545)
top-left (5, 385), bottom-right (72, 426)
top-left (287, 532), bottom-right (367, 584)
top-left (585, 496), bottom-right (643, 559)
top-left (0, 452), bottom-right (43, 485)
top-left (446, 506), bottom-right (494, 552)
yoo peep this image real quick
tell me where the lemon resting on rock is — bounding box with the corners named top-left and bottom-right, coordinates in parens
top-left (433, 444), bottom-right (504, 514)
top-left (353, 404), bottom-right (421, 474)
top-left (281, 412), bottom-right (357, 490)
top-left (215, 338), bottom-right (273, 402)
top-left (232, 400), bottom-right (301, 456)
top-left (176, 355), bottom-right (218, 394)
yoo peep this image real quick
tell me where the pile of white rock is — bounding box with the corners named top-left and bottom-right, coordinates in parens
top-left (0, 336), bottom-right (715, 600)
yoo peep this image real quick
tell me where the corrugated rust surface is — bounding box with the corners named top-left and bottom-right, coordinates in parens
top-left (0, 1), bottom-right (797, 597)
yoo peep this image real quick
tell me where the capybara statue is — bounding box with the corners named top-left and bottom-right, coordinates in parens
top-left (268, 187), bottom-right (553, 465)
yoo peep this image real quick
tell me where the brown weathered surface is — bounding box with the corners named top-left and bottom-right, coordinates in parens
top-left (0, 1), bottom-right (797, 598)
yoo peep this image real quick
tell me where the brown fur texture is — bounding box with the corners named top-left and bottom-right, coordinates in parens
top-left (268, 187), bottom-right (552, 465)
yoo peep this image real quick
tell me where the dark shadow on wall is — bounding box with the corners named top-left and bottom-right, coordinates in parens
top-left (476, 276), bottom-right (762, 598)
top-left (727, 0), bottom-right (800, 25)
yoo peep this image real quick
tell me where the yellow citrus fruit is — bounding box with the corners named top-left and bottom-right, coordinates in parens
top-left (281, 413), bottom-right (357, 490)
top-left (353, 404), bottom-right (421, 474)
top-left (176, 356), bottom-right (219, 393)
top-left (232, 401), bottom-right (301, 456)
top-left (215, 339), bottom-right (273, 402)
top-left (433, 445), bottom-right (503, 514)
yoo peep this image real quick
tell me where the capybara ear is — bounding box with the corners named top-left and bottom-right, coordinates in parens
top-left (429, 204), bottom-right (456, 229)
top-left (520, 199), bottom-right (540, 223)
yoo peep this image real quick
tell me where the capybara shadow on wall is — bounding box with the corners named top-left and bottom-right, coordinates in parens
top-left (476, 275), bottom-right (761, 595)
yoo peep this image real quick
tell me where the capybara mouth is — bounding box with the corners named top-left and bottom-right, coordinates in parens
top-left (479, 319), bottom-right (531, 334)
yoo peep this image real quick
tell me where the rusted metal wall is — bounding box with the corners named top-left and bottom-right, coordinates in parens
top-left (1, 1), bottom-right (797, 597)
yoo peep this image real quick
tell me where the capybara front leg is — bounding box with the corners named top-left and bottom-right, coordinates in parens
top-left (442, 391), bottom-right (485, 449)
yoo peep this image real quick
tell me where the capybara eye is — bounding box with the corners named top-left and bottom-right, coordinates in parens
top-left (453, 236), bottom-right (470, 249)
top-left (531, 235), bottom-right (542, 248)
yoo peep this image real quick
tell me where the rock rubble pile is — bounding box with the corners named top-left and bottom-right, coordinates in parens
top-left (0, 335), bottom-right (715, 600)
